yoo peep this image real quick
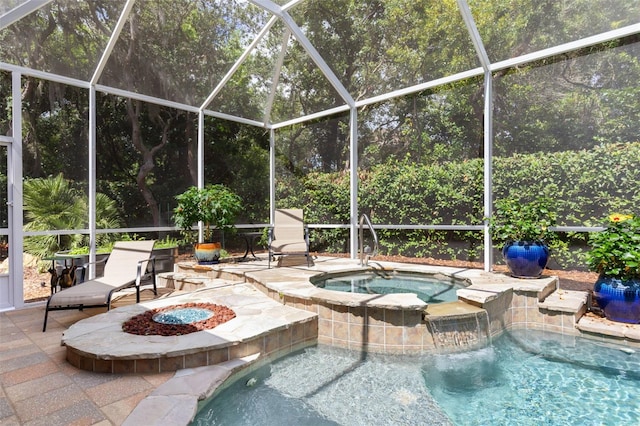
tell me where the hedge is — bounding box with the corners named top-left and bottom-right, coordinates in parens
top-left (277, 142), bottom-right (640, 267)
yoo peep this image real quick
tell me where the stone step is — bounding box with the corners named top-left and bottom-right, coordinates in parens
top-left (538, 289), bottom-right (588, 314)
top-left (157, 272), bottom-right (238, 291)
top-left (576, 314), bottom-right (640, 341)
top-left (457, 275), bottom-right (558, 306)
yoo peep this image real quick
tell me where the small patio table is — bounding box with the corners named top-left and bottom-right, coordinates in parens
top-left (239, 231), bottom-right (263, 261)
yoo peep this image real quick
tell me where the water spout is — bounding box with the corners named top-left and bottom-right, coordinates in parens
top-left (426, 304), bottom-right (491, 353)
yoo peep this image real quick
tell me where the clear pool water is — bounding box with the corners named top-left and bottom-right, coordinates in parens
top-left (192, 329), bottom-right (640, 425)
top-left (312, 271), bottom-right (463, 303)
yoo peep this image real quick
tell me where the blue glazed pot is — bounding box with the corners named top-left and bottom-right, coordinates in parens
top-left (502, 241), bottom-right (549, 278)
top-left (593, 275), bottom-right (640, 324)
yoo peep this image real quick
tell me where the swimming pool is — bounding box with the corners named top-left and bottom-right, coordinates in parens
top-left (191, 329), bottom-right (640, 425)
top-left (311, 270), bottom-right (465, 303)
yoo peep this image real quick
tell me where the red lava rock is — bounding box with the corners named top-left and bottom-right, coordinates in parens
top-left (122, 302), bottom-right (236, 336)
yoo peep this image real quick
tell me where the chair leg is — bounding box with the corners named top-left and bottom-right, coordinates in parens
top-left (42, 297), bottom-right (53, 332)
top-left (42, 309), bottom-right (49, 332)
top-left (150, 260), bottom-right (158, 296)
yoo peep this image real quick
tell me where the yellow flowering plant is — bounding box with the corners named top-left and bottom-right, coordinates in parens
top-left (586, 213), bottom-right (640, 281)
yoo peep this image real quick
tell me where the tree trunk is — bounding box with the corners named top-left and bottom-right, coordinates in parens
top-left (125, 99), bottom-right (169, 227)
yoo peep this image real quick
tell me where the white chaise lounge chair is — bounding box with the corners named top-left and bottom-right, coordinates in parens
top-left (42, 240), bottom-right (157, 331)
top-left (268, 208), bottom-right (310, 268)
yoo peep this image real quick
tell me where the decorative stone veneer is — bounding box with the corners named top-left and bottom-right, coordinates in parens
top-left (317, 301), bottom-right (428, 353)
top-left (61, 285), bottom-right (318, 373)
top-left (240, 260), bottom-right (638, 353)
top-left (65, 320), bottom-right (318, 374)
top-left (243, 278), bottom-right (433, 354)
top-left (241, 262), bottom-right (521, 354)
top-left (457, 275), bottom-right (567, 335)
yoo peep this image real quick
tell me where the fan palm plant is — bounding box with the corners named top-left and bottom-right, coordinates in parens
top-left (23, 173), bottom-right (122, 258)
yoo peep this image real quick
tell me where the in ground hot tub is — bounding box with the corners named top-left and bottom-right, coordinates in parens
top-left (311, 269), bottom-right (465, 304)
top-left (244, 264), bottom-right (490, 354)
top-left (286, 268), bottom-right (479, 354)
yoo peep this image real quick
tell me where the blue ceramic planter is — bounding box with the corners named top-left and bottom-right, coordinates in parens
top-left (502, 241), bottom-right (549, 278)
top-left (593, 275), bottom-right (640, 324)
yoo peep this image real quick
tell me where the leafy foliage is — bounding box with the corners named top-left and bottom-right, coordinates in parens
top-left (173, 185), bottom-right (243, 242)
top-left (3, 0), bottom-right (640, 274)
top-left (278, 142), bottom-right (640, 268)
top-left (586, 214), bottom-right (640, 280)
top-left (22, 174), bottom-right (122, 257)
top-left (487, 196), bottom-right (560, 248)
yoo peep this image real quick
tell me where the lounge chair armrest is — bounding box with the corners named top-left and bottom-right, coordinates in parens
top-left (81, 256), bottom-right (109, 270)
top-left (75, 256), bottom-right (109, 280)
top-left (135, 255), bottom-right (156, 285)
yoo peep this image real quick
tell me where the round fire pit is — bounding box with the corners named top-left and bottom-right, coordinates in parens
top-left (122, 302), bottom-right (236, 336)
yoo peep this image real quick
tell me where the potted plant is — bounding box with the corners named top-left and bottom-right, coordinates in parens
top-left (488, 196), bottom-right (562, 278)
top-left (173, 184), bottom-right (243, 264)
top-left (586, 213), bottom-right (640, 323)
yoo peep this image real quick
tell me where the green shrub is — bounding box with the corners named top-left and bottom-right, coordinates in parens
top-left (277, 142), bottom-right (640, 268)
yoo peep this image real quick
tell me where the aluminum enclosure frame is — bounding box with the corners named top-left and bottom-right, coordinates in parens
top-left (1, 0), bottom-right (639, 310)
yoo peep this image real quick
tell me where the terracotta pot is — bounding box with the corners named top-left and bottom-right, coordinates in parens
top-left (194, 242), bottom-right (221, 264)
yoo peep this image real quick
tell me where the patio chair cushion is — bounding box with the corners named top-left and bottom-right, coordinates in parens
top-left (268, 209), bottom-right (310, 267)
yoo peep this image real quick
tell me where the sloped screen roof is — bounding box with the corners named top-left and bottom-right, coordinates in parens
top-left (1, 0), bottom-right (640, 127)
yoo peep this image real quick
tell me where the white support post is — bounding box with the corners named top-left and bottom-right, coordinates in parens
top-left (10, 71), bottom-right (24, 308)
top-left (197, 110), bottom-right (205, 242)
top-left (349, 107), bottom-right (358, 259)
top-left (269, 128), bottom-right (276, 223)
top-left (88, 86), bottom-right (97, 278)
top-left (483, 73), bottom-right (494, 271)
top-left (457, 0), bottom-right (494, 271)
